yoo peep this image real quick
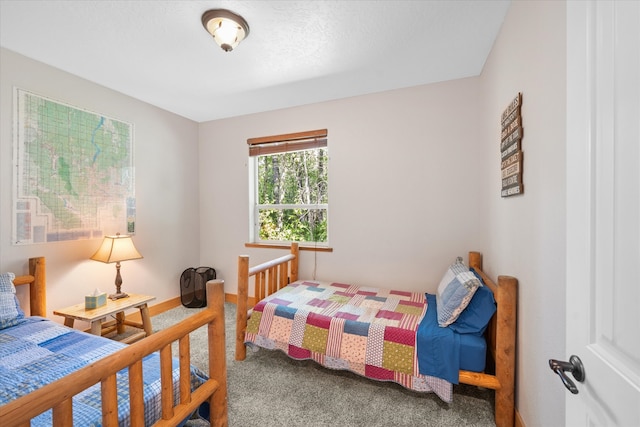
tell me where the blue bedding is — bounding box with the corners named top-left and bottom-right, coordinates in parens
top-left (416, 294), bottom-right (487, 384)
top-left (0, 317), bottom-right (208, 426)
top-left (459, 333), bottom-right (487, 373)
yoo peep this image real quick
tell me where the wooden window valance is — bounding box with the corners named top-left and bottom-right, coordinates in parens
top-left (248, 129), bottom-right (327, 157)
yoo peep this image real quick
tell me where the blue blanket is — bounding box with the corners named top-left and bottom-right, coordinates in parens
top-left (0, 317), bottom-right (208, 426)
top-left (416, 294), bottom-right (461, 384)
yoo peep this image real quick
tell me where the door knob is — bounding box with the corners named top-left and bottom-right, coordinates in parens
top-left (549, 355), bottom-right (585, 394)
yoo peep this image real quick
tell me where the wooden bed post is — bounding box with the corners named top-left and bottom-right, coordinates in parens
top-left (290, 242), bottom-right (299, 282)
top-left (494, 275), bottom-right (517, 427)
top-left (468, 251), bottom-right (482, 271)
top-left (236, 255), bottom-right (249, 361)
top-left (29, 257), bottom-right (46, 317)
top-left (206, 279), bottom-right (228, 427)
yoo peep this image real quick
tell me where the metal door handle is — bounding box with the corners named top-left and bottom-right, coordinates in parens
top-left (549, 355), bottom-right (585, 394)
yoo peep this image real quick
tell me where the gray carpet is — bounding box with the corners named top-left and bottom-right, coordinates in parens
top-left (148, 303), bottom-right (496, 427)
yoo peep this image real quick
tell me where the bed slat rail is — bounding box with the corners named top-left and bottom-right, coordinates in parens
top-left (12, 275), bottom-right (35, 286)
top-left (130, 360), bottom-right (145, 424)
top-left (0, 280), bottom-right (228, 427)
top-left (236, 243), bottom-right (299, 360)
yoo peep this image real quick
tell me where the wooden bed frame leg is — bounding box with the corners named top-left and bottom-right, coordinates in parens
top-left (207, 279), bottom-right (228, 427)
top-left (236, 256), bottom-right (249, 361)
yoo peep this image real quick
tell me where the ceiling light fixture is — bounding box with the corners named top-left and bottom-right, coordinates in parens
top-left (201, 9), bottom-right (250, 52)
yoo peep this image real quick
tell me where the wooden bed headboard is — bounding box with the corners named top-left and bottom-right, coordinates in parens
top-left (11, 257), bottom-right (47, 317)
top-left (467, 251), bottom-right (518, 427)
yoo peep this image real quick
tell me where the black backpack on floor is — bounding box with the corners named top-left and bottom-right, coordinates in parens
top-left (180, 266), bottom-right (216, 308)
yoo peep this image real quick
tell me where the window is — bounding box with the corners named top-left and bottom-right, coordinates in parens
top-left (248, 129), bottom-right (328, 246)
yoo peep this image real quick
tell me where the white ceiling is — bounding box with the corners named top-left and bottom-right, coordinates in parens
top-left (0, 0), bottom-right (510, 123)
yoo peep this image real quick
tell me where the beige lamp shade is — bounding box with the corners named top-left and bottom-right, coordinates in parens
top-left (90, 233), bottom-right (142, 299)
top-left (90, 234), bottom-right (143, 264)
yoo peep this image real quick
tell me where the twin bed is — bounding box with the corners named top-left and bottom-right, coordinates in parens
top-left (235, 243), bottom-right (518, 427)
top-left (0, 257), bottom-right (228, 426)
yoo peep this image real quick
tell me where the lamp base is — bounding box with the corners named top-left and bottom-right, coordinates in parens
top-left (109, 292), bottom-right (129, 300)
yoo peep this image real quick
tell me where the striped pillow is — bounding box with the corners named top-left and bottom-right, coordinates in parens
top-left (0, 272), bottom-right (25, 329)
top-left (435, 257), bottom-right (481, 327)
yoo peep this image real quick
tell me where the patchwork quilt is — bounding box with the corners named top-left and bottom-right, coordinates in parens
top-left (0, 317), bottom-right (208, 426)
top-left (245, 281), bottom-right (453, 402)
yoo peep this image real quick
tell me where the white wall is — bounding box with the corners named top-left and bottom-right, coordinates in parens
top-left (199, 76), bottom-right (486, 296)
top-left (0, 48), bottom-right (201, 325)
top-left (479, 2), bottom-right (567, 427)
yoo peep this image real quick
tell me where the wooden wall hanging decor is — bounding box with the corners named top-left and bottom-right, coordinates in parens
top-left (500, 92), bottom-right (524, 197)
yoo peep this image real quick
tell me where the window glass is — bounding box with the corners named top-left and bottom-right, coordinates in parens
top-left (251, 141), bottom-right (328, 245)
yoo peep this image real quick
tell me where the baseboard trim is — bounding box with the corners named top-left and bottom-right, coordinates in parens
top-left (223, 293), bottom-right (254, 306)
top-left (148, 296), bottom-right (183, 316)
top-left (515, 409), bottom-right (525, 427)
top-left (126, 294), bottom-right (237, 323)
top-left (126, 296), bottom-right (182, 323)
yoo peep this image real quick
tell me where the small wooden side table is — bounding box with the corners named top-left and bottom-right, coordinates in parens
top-left (54, 293), bottom-right (156, 344)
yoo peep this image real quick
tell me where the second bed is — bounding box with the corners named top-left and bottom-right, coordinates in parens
top-left (235, 243), bottom-right (517, 427)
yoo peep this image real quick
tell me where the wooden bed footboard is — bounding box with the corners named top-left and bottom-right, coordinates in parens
top-left (235, 243), bottom-right (299, 360)
top-left (2, 258), bottom-right (229, 427)
top-left (235, 246), bottom-right (517, 427)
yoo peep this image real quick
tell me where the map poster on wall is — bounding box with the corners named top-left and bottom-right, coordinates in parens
top-left (500, 92), bottom-right (524, 197)
top-left (12, 88), bottom-right (135, 245)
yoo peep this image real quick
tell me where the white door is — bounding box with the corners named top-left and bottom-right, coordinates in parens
top-left (565, 1), bottom-right (640, 426)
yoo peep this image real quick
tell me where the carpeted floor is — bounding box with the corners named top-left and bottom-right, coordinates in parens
top-left (146, 303), bottom-right (496, 427)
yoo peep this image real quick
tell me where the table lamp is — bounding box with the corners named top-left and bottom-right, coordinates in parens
top-left (90, 233), bottom-right (143, 300)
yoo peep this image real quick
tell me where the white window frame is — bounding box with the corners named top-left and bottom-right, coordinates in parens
top-left (247, 129), bottom-right (328, 246)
